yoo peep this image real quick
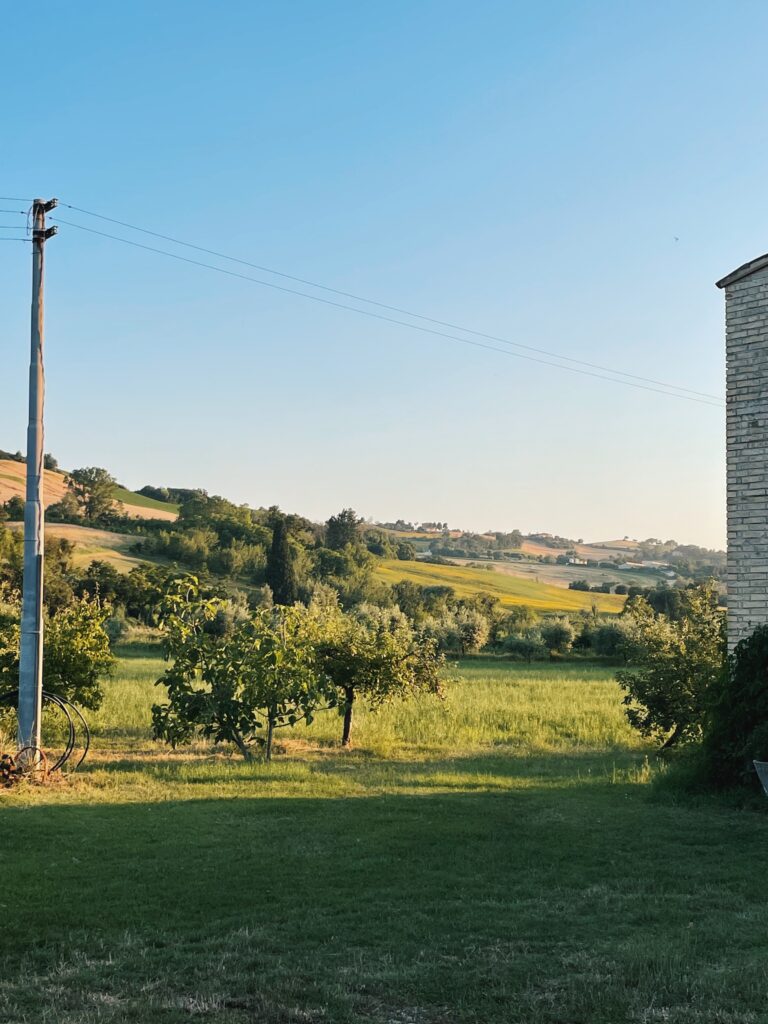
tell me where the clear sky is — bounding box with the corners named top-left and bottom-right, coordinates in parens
top-left (2, 0), bottom-right (765, 549)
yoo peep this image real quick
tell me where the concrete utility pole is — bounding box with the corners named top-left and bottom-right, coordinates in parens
top-left (17, 198), bottom-right (57, 752)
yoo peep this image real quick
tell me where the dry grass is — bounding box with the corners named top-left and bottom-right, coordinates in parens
top-left (0, 458), bottom-right (176, 520)
top-left (7, 521), bottom-right (155, 573)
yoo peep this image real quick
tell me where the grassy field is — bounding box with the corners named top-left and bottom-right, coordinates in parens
top-left (112, 485), bottom-right (180, 516)
top-left (520, 538), bottom-right (637, 561)
top-left (452, 557), bottom-right (658, 590)
top-left (3, 647), bottom-right (768, 1022)
top-left (7, 522), bottom-right (159, 574)
top-left (0, 457), bottom-right (177, 521)
top-left (374, 558), bottom-right (626, 614)
top-left (383, 531), bottom-right (639, 563)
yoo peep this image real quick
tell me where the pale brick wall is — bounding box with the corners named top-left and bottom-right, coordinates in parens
top-left (722, 263), bottom-right (768, 649)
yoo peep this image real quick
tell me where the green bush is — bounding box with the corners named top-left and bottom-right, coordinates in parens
top-left (703, 625), bottom-right (768, 789)
top-left (0, 590), bottom-right (114, 710)
top-left (617, 582), bottom-right (725, 748)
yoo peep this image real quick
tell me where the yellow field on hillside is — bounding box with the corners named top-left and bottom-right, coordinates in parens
top-left (520, 538), bottom-right (637, 560)
top-left (0, 460), bottom-right (176, 521)
top-left (374, 559), bottom-right (626, 613)
top-left (7, 522), bottom-right (151, 573)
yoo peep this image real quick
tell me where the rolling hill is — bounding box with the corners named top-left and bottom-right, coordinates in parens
top-left (6, 522), bottom-right (157, 573)
top-left (0, 459), bottom-right (177, 521)
top-left (2, 518), bottom-right (627, 612)
top-left (374, 559), bottom-right (626, 614)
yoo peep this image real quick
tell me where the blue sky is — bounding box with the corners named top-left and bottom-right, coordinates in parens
top-left (1, 0), bottom-right (765, 548)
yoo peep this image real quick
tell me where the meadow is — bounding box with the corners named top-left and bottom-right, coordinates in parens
top-left (3, 645), bottom-right (768, 1023)
top-left (111, 486), bottom-right (180, 517)
top-left (374, 558), bottom-right (626, 613)
top-left (452, 557), bottom-right (656, 590)
top-left (0, 459), bottom-right (179, 522)
top-left (15, 522), bottom-right (153, 573)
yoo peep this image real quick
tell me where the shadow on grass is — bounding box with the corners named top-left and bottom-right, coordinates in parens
top-left (79, 744), bottom-right (650, 788)
top-left (3, 768), bottom-right (768, 1023)
top-left (113, 640), bottom-right (164, 660)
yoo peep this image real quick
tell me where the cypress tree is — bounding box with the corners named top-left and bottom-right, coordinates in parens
top-left (266, 518), bottom-right (298, 605)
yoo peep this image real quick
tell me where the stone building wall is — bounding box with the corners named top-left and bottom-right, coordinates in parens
top-left (719, 258), bottom-right (768, 649)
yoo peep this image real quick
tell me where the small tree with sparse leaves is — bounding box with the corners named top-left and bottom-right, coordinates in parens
top-left (312, 597), bottom-right (444, 746)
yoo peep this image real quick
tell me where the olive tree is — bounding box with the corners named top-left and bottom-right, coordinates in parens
top-left (540, 617), bottom-right (574, 655)
top-left (312, 599), bottom-right (444, 747)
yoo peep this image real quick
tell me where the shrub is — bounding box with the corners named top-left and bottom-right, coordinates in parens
top-left (104, 608), bottom-right (130, 646)
top-left (592, 621), bottom-right (630, 658)
top-left (0, 589), bottom-right (114, 710)
top-left (2, 497), bottom-right (24, 522)
top-left (617, 582), bottom-right (725, 748)
top-left (46, 491), bottom-right (82, 523)
top-left (541, 618), bottom-right (574, 655)
top-left (504, 632), bottom-right (545, 662)
top-left (569, 580), bottom-right (591, 592)
top-left (703, 625), bottom-right (768, 789)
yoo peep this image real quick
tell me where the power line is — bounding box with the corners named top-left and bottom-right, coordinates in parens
top-left (50, 215), bottom-right (724, 409)
top-left (58, 201), bottom-right (722, 403)
top-left (0, 196), bottom-right (32, 202)
top-left (0, 209), bottom-right (27, 215)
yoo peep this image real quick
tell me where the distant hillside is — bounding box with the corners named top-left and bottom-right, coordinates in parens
top-left (379, 523), bottom-right (724, 594)
top-left (1, 450), bottom-right (721, 610)
top-left (374, 559), bottom-right (625, 614)
top-left (111, 485), bottom-right (180, 516)
top-left (520, 538), bottom-right (636, 560)
top-left (5, 522), bottom-right (156, 573)
top-left (0, 459), bottom-right (177, 521)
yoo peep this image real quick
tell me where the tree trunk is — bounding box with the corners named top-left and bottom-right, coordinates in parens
top-left (341, 687), bottom-right (355, 747)
top-left (660, 724), bottom-right (683, 750)
top-left (265, 717), bottom-right (275, 762)
top-left (232, 730), bottom-right (253, 762)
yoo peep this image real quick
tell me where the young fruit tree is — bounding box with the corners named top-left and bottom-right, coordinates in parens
top-left (616, 581), bottom-right (725, 749)
top-left (0, 585), bottom-right (114, 710)
top-left (313, 600), bottom-right (444, 747)
top-left (153, 578), bottom-right (329, 761)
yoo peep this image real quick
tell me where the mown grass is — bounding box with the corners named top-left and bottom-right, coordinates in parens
top-left (3, 646), bottom-right (768, 1024)
top-left (374, 558), bottom-right (626, 613)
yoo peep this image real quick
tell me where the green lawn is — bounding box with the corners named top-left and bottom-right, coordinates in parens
top-left (2, 648), bottom-right (768, 1023)
top-left (374, 558), bottom-right (626, 614)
